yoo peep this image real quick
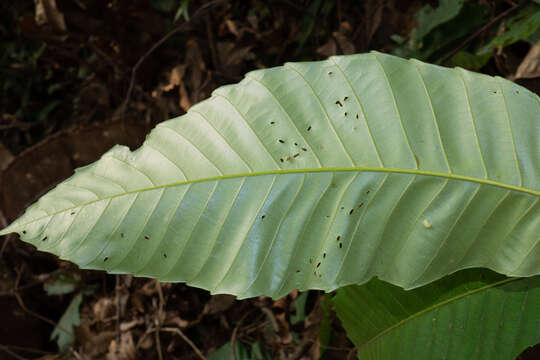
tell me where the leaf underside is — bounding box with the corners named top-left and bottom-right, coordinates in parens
top-left (2, 51), bottom-right (540, 299)
top-left (333, 269), bottom-right (540, 360)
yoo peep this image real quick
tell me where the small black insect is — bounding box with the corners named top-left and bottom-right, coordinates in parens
top-left (317, 262), bottom-right (321, 268)
top-left (270, 121), bottom-right (275, 124)
top-left (144, 235), bottom-right (150, 240)
top-left (302, 147), bottom-right (307, 151)
top-left (71, 212), bottom-right (76, 215)
top-left (22, 230), bottom-right (26, 234)
top-left (280, 158), bottom-right (284, 163)
top-left (349, 209), bottom-right (354, 215)
top-left (42, 237), bottom-right (47, 242)
top-left (328, 71), bottom-right (333, 75)
top-left (356, 114), bottom-right (359, 119)
top-left (335, 100), bottom-right (343, 107)
top-left (307, 126), bottom-right (312, 131)
top-left (293, 153), bottom-right (299, 158)
top-left (339, 243), bottom-right (343, 248)
top-left (296, 269), bottom-right (301, 273)
top-left (278, 139), bottom-right (285, 144)
top-left (163, 253), bottom-right (167, 258)
top-left (336, 235), bottom-right (341, 241)
top-left (344, 96), bottom-right (348, 101)
top-left (261, 215), bottom-right (265, 219)
top-left (120, 233), bottom-right (124, 238)
top-left (344, 112), bottom-right (348, 116)
top-left (323, 253), bottom-right (326, 259)
top-left (104, 257), bottom-right (109, 262)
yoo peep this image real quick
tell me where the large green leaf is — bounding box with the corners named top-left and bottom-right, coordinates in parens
top-left (2, 52), bottom-right (540, 299)
top-left (333, 269), bottom-right (540, 360)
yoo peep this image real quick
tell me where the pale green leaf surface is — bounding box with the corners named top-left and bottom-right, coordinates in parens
top-left (2, 52), bottom-right (540, 299)
top-left (333, 269), bottom-right (540, 360)
top-left (50, 292), bottom-right (82, 352)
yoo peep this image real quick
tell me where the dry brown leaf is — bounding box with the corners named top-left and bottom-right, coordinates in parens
top-left (217, 42), bottom-right (253, 66)
top-left (0, 142), bottom-right (14, 171)
top-left (203, 294), bottom-right (236, 315)
top-left (93, 297), bottom-right (115, 322)
top-left (34, 0), bottom-right (67, 33)
top-left (107, 332), bottom-right (136, 360)
top-left (161, 65), bottom-right (187, 92)
top-left (514, 41), bottom-right (540, 80)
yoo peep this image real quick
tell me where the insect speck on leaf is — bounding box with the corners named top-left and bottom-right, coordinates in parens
top-left (423, 219), bottom-right (432, 229)
top-left (286, 156), bottom-right (291, 161)
top-left (356, 114), bottom-right (359, 119)
top-left (349, 209), bottom-right (354, 215)
top-left (261, 215), bottom-right (265, 219)
top-left (302, 147), bottom-right (307, 151)
top-left (278, 139), bottom-right (284, 144)
top-left (339, 243), bottom-right (343, 248)
top-left (323, 253), bottom-right (326, 258)
top-left (309, 258), bottom-right (313, 263)
top-left (358, 202), bottom-right (364, 208)
top-left (328, 71), bottom-right (333, 75)
top-left (144, 235), bottom-right (149, 240)
top-left (22, 230), bottom-right (26, 234)
top-left (296, 269), bottom-right (300, 273)
top-left (104, 257), bottom-right (109, 262)
top-left (344, 112), bottom-right (348, 116)
top-left (336, 235), bottom-right (341, 241)
top-left (71, 212), bottom-right (75, 215)
top-left (344, 96), bottom-right (348, 101)
top-left (120, 233), bottom-right (124, 238)
top-left (42, 237), bottom-right (47, 242)
top-left (270, 121), bottom-right (275, 124)
top-left (307, 126), bottom-right (312, 131)
top-left (317, 262), bottom-right (321, 268)
top-left (280, 158), bottom-right (284, 163)
top-left (163, 253), bottom-right (167, 258)
top-left (293, 153), bottom-right (299, 158)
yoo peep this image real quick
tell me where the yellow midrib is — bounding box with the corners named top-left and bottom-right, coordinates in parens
top-left (3, 167), bottom-right (540, 233)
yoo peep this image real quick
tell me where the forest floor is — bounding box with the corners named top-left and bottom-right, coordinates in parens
top-left (1, 0), bottom-right (539, 359)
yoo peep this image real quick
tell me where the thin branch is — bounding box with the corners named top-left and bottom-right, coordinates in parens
top-left (439, 1), bottom-right (526, 64)
top-left (160, 327), bottom-right (206, 360)
top-left (119, 0), bottom-right (226, 120)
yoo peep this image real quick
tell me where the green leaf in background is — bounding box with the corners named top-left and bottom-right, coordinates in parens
top-left (44, 274), bottom-right (79, 296)
top-left (290, 291), bottom-right (309, 325)
top-left (333, 269), bottom-right (540, 360)
top-left (50, 292), bottom-right (83, 352)
top-left (394, 2), bottom-right (488, 61)
top-left (209, 341), bottom-right (270, 360)
top-left (478, 5), bottom-right (540, 55)
top-left (2, 52), bottom-right (540, 299)
top-left (410, 0), bottom-right (464, 47)
top-left (447, 50), bottom-right (492, 71)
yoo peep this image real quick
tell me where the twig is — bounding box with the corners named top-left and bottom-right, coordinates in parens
top-left (14, 292), bottom-right (71, 336)
top-left (119, 0), bottom-right (226, 120)
top-left (205, 14), bottom-right (220, 73)
top-left (439, 1), bottom-right (526, 65)
top-left (0, 345), bottom-right (28, 360)
top-left (115, 275), bottom-right (121, 346)
top-left (160, 327), bottom-right (206, 360)
top-left (0, 344), bottom-right (51, 356)
top-left (230, 311), bottom-right (251, 360)
top-left (155, 282), bottom-right (164, 360)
